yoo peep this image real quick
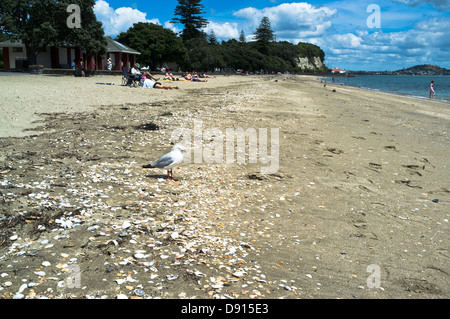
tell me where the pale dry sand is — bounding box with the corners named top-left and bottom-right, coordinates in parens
top-left (0, 73), bottom-right (448, 299)
top-left (0, 74), bottom-right (247, 138)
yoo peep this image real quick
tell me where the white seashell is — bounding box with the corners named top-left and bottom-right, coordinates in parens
top-left (232, 271), bottom-right (246, 278)
top-left (115, 279), bottom-right (126, 285)
top-left (122, 221), bottom-right (131, 229)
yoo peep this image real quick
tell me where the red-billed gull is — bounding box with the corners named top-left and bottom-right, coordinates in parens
top-left (143, 145), bottom-right (185, 180)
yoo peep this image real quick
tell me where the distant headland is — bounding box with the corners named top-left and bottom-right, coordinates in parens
top-left (351, 64), bottom-right (450, 76)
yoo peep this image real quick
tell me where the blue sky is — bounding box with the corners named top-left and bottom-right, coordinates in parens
top-left (93, 0), bottom-right (450, 71)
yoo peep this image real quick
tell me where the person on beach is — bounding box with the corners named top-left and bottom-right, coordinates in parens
top-left (131, 63), bottom-right (160, 82)
top-left (131, 63), bottom-right (142, 80)
top-left (107, 58), bottom-right (112, 71)
top-left (181, 72), bottom-right (208, 82)
top-left (429, 81), bottom-right (435, 99)
top-left (200, 72), bottom-right (215, 79)
top-left (140, 76), bottom-right (179, 90)
top-left (164, 69), bottom-right (177, 81)
top-left (143, 72), bottom-right (160, 82)
top-left (77, 58), bottom-right (85, 77)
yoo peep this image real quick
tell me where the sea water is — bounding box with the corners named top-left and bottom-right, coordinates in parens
top-left (321, 75), bottom-right (450, 103)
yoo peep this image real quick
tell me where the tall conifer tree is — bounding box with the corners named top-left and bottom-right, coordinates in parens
top-left (172, 0), bottom-right (208, 42)
top-left (254, 16), bottom-right (275, 54)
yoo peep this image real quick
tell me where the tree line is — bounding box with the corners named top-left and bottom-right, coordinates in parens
top-left (0, 0), bottom-right (106, 65)
top-left (117, 2), bottom-right (328, 73)
top-left (0, 0), bottom-right (328, 73)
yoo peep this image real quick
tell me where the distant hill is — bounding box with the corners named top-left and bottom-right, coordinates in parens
top-left (395, 64), bottom-right (450, 75)
top-left (350, 64), bottom-right (450, 76)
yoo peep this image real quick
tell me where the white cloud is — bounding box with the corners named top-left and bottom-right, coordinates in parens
top-left (332, 33), bottom-right (364, 48)
top-left (319, 16), bottom-right (450, 70)
top-left (233, 2), bottom-right (337, 41)
top-left (94, 0), bottom-right (160, 36)
top-left (203, 21), bottom-right (240, 39)
top-left (91, 0), bottom-right (449, 70)
top-left (393, 0), bottom-right (450, 11)
top-left (164, 21), bottom-right (182, 35)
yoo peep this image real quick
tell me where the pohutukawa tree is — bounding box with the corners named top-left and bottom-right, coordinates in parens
top-left (116, 22), bottom-right (186, 70)
top-left (0, 0), bottom-right (106, 65)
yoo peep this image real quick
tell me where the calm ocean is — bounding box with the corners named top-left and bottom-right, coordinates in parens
top-left (321, 75), bottom-right (450, 103)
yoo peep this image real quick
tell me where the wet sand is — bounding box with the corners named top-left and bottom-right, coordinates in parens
top-left (0, 73), bottom-right (448, 299)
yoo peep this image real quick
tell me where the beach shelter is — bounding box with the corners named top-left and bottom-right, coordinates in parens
top-left (0, 37), bottom-right (140, 71)
top-left (103, 37), bottom-right (141, 71)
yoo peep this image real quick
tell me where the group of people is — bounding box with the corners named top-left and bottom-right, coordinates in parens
top-left (72, 58), bottom-right (85, 77)
top-left (128, 64), bottom-right (217, 90)
top-left (164, 70), bottom-right (215, 82)
top-left (131, 63), bottom-right (179, 90)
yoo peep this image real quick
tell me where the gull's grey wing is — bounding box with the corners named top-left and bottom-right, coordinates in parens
top-left (150, 152), bottom-right (175, 169)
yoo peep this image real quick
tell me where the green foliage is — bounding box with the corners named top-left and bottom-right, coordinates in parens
top-left (172, 0), bottom-right (208, 42)
top-left (254, 17), bottom-right (275, 44)
top-left (170, 36), bottom-right (327, 73)
top-left (182, 37), bottom-right (224, 71)
top-left (239, 30), bottom-right (246, 43)
top-left (64, 0), bottom-right (107, 56)
top-left (207, 30), bottom-right (218, 45)
top-left (219, 39), bottom-right (326, 74)
top-left (116, 22), bottom-right (186, 70)
top-left (254, 17), bottom-right (275, 55)
top-left (297, 42), bottom-right (326, 63)
top-left (0, 0), bottom-right (106, 63)
top-left (0, 0), bottom-right (327, 73)
top-left (167, 5), bottom-right (326, 73)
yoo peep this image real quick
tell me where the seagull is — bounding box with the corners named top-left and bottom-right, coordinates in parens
top-left (143, 145), bottom-right (185, 180)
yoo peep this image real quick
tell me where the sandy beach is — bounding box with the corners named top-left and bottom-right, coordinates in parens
top-left (0, 73), bottom-right (448, 300)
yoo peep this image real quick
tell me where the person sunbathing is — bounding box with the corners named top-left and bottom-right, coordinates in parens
top-left (182, 72), bottom-right (207, 82)
top-left (142, 72), bottom-right (160, 81)
top-left (164, 72), bottom-right (177, 81)
top-left (140, 76), bottom-right (179, 90)
top-left (201, 73), bottom-right (215, 79)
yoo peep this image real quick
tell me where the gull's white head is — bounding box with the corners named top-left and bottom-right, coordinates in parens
top-left (173, 145), bottom-right (186, 153)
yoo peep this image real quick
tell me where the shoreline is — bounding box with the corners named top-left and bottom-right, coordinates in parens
top-left (0, 73), bottom-right (448, 139)
top-left (0, 74), bottom-right (448, 299)
top-left (318, 75), bottom-right (450, 104)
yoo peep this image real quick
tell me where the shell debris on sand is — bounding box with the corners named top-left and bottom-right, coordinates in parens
top-left (0, 89), bottom-right (299, 300)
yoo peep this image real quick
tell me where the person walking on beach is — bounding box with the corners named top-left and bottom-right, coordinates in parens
top-left (429, 80), bottom-right (435, 99)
